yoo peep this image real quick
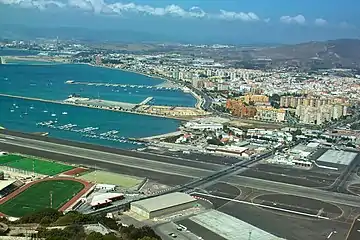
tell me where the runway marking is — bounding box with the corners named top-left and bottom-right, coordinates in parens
top-left (193, 192), bottom-right (330, 220)
top-left (250, 192), bottom-right (344, 221)
top-left (345, 214), bottom-right (360, 240)
top-left (214, 183), bottom-right (243, 211)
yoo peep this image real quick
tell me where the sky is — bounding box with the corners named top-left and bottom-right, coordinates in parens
top-left (0, 0), bottom-right (359, 44)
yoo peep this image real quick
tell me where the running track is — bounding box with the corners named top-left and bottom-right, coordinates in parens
top-left (0, 177), bottom-right (93, 216)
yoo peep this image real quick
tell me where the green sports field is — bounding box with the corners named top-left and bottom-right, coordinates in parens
top-left (0, 154), bottom-right (74, 176)
top-left (0, 180), bottom-right (84, 217)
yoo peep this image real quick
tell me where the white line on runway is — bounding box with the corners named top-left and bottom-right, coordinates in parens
top-left (1, 139), bottom-right (199, 178)
top-left (192, 192), bottom-right (330, 220)
top-left (0, 134), bottom-right (213, 174)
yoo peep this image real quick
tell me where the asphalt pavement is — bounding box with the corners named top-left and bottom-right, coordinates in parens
top-left (346, 216), bottom-right (360, 240)
top-left (2, 131), bottom-right (360, 208)
top-left (0, 133), bottom-right (214, 178)
top-left (226, 176), bottom-right (360, 208)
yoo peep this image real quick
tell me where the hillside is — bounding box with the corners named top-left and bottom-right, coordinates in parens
top-left (251, 39), bottom-right (360, 69)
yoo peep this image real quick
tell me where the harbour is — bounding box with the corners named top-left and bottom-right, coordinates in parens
top-left (0, 93), bottom-right (208, 120)
top-left (0, 50), bottom-right (200, 149)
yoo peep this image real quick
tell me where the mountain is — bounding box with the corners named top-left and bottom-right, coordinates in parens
top-left (251, 39), bottom-right (360, 69)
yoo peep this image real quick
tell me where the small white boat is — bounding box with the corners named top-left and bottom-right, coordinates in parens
top-left (10, 109), bottom-right (14, 112)
top-left (43, 110), bottom-right (48, 113)
top-left (51, 113), bottom-right (56, 117)
top-left (62, 112), bottom-right (68, 115)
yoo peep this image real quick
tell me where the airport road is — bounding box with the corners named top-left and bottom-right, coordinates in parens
top-left (226, 176), bottom-right (360, 208)
top-left (346, 215), bottom-right (360, 240)
top-left (0, 134), bottom-right (214, 179)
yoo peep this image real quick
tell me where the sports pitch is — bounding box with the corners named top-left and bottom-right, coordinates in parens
top-left (79, 170), bottom-right (143, 188)
top-left (0, 180), bottom-right (84, 217)
top-left (0, 154), bottom-right (74, 176)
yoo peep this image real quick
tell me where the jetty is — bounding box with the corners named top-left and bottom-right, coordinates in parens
top-left (0, 56), bottom-right (6, 64)
top-left (139, 131), bottom-right (183, 141)
top-left (65, 81), bottom-right (180, 90)
top-left (139, 97), bottom-right (153, 105)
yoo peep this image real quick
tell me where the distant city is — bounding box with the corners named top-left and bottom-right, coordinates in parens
top-left (0, 37), bottom-right (360, 240)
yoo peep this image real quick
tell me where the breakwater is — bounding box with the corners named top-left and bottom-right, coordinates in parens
top-left (0, 94), bottom-right (204, 121)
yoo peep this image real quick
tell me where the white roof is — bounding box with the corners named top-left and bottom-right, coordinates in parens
top-left (0, 180), bottom-right (16, 191)
top-left (90, 193), bottom-right (123, 206)
top-left (131, 192), bottom-right (196, 212)
top-left (317, 150), bottom-right (357, 166)
top-left (307, 142), bottom-right (320, 148)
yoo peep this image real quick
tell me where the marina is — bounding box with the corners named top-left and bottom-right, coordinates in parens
top-left (1, 95), bottom-right (181, 149)
top-left (0, 56), bottom-right (196, 149)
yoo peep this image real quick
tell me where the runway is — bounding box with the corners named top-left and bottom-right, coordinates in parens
top-left (2, 131), bottom-right (360, 208)
top-left (0, 134), bottom-right (213, 179)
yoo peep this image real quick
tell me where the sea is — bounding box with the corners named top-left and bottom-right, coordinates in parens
top-left (0, 49), bottom-right (196, 149)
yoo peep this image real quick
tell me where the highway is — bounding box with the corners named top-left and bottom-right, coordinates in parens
top-left (1, 131), bottom-right (360, 208)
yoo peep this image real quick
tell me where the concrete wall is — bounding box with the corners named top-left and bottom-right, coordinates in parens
top-left (130, 205), bottom-right (150, 219)
top-left (149, 201), bottom-right (197, 219)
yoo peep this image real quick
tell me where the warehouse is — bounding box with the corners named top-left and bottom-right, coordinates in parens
top-left (130, 192), bottom-right (197, 219)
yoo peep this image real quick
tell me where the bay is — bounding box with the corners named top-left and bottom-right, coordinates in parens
top-left (0, 50), bottom-right (193, 149)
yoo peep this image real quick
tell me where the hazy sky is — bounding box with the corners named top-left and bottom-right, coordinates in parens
top-left (0, 0), bottom-right (359, 44)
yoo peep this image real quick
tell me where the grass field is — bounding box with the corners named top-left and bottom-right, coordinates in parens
top-left (0, 180), bottom-right (84, 217)
top-left (79, 170), bottom-right (143, 188)
top-left (0, 154), bottom-right (74, 176)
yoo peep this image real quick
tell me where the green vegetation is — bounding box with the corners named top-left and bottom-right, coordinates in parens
top-left (79, 170), bottom-right (143, 188)
top-left (0, 180), bottom-right (84, 217)
top-left (5, 209), bottom-right (160, 240)
top-left (0, 154), bottom-right (74, 175)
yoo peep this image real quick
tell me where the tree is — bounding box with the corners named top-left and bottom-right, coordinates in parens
top-left (138, 237), bottom-right (159, 240)
top-left (87, 232), bottom-right (104, 240)
top-left (18, 208), bottom-right (63, 224)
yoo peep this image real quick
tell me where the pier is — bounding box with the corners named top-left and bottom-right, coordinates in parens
top-left (139, 97), bottom-right (153, 105)
top-left (65, 81), bottom-right (180, 90)
top-left (0, 56), bottom-right (6, 64)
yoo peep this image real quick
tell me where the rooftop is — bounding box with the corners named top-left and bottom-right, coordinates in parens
top-left (0, 180), bottom-right (16, 192)
top-left (131, 192), bottom-right (196, 212)
top-left (316, 149), bottom-right (358, 166)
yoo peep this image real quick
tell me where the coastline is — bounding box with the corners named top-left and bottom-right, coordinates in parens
top-left (3, 54), bottom-right (203, 109)
top-left (85, 62), bottom-right (203, 109)
top-left (0, 93), bottom-right (202, 121)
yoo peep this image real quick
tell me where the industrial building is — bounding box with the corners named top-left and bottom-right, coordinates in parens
top-left (130, 192), bottom-right (197, 219)
top-left (316, 149), bottom-right (357, 167)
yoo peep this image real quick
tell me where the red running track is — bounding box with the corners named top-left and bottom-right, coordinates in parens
top-left (62, 167), bottom-right (89, 176)
top-left (0, 177), bottom-right (93, 214)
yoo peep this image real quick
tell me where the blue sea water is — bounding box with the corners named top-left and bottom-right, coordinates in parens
top-left (0, 63), bottom-right (196, 106)
top-left (0, 95), bottom-right (181, 149)
top-left (0, 50), bottom-right (193, 149)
